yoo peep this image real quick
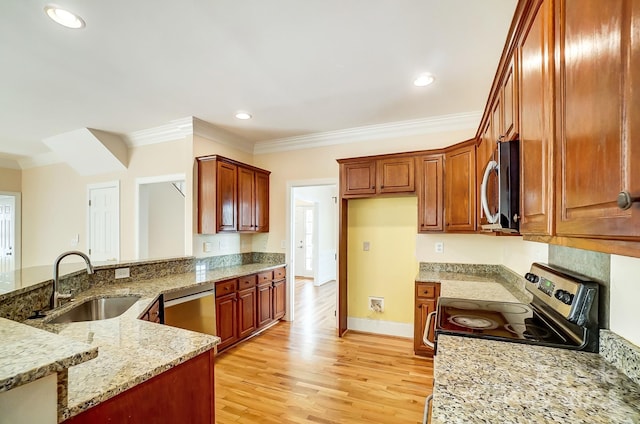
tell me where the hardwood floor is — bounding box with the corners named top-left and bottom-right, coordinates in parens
top-left (214, 279), bottom-right (434, 423)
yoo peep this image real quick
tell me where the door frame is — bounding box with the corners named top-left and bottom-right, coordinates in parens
top-left (0, 191), bottom-right (21, 272)
top-left (135, 173), bottom-right (187, 260)
top-left (87, 181), bottom-right (120, 262)
top-left (286, 178), bottom-right (338, 324)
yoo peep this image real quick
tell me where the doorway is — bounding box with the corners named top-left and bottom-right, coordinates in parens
top-left (288, 181), bottom-right (338, 324)
top-left (87, 182), bottom-right (120, 262)
top-left (136, 174), bottom-right (186, 260)
top-left (0, 192), bottom-right (20, 290)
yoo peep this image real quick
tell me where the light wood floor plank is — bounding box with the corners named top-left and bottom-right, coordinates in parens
top-left (215, 279), bottom-right (433, 423)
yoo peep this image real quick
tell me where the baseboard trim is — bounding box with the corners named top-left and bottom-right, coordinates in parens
top-left (347, 317), bottom-right (413, 338)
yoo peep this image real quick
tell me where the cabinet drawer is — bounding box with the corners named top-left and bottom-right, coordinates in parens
top-left (274, 267), bottom-right (286, 280)
top-left (416, 283), bottom-right (437, 299)
top-left (257, 271), bottom-right (273, 284)
top-left (216, 279), bottom-right (237, 297)
top-left (238, 275), bottom-right (257, 290)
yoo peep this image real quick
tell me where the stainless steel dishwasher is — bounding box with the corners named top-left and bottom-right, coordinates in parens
top-left (163, 283), bottom-right (216, 336)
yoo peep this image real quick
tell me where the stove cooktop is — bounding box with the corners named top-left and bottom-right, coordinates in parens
top-left (435, 298), bottom-right (578, 348)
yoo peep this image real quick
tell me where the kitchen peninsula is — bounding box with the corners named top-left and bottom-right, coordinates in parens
top-left (0, 254), bottom-right (285, 423)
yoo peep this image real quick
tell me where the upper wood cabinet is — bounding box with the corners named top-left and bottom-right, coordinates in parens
top-left (518, 0), bottom-right (554, 236)
top-left (445, 143), bottom-right (477, 232)
top-left (554, 0), bottom-right (640, 239)
top-left (238, 166), bottom-right (270, 232)
top-left (197, 155), bottom-right (270, 234)
top-left (339, 155), bottom-right (415, 198)
top-left (417, 154), bottom-right (444, 232)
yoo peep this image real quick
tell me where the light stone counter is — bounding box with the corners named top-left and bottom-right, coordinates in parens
top-left (433, 335), bottom-right (640, 423)
top-left (0, 318), bottom-right (96, 393)
top-left (16, 262), bottom-right (284, 421)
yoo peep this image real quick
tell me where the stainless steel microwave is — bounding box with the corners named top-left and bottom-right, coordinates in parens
top-left (480, 139), bottom-right (520, 233)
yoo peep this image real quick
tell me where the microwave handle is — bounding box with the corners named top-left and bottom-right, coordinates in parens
top-left (423, 311), bottom-right (437, 349)
top-left (481, 160), bottom-right (500, 224)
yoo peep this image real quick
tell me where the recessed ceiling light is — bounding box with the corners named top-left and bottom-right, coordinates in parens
top-left (414, 73), bottom-right (435, 87)
top-left (44, 5), bottom-right (85, 29)
top-left (235, 112), bottom-right (252, 120)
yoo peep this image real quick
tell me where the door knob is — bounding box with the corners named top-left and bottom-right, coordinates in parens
top-left (617, 191), bottom-right (639, 210)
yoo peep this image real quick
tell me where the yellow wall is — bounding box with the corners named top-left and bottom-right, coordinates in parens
top-left (347, 197), bottom-right (419, 323)
top-left (0, 167), bottom-right (21, 192)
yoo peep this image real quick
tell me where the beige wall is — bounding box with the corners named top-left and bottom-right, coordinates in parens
top-left (0, 167), bottom-right (21, 192)
top-left (21, 139), bottom-right (190, 267)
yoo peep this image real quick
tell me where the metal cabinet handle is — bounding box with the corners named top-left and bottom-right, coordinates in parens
top-left (423, 311), bottom-right (437, 349)
top-left (422, 394), bottom-right (433, 424)
top-left (617, 191), bottom-right (639, 210)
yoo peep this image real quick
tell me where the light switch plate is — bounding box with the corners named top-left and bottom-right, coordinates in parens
top-left (363, 241), bottom-right (370, 251)
top-left (115, 267), bottom-right (130, 279)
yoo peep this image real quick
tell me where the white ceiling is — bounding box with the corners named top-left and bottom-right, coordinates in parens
top-left (0, 0), bottom-right (517, 166)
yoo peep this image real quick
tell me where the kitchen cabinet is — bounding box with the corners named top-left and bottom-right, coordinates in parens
top-left (445, 142), bottom-right (477, 232)
top-left (338, 155), bottom-right (415, 198)
top-left (414, 282), bottom-right (440, 357)
top-left (273, 272), bottom-right (286, 320)
top-left (215, 280), bottom-right (239, 352)
top-left (238, 166), bottom-right (270, 232)
top-left (196, 155), bottom-right (270, 234)
top-left (63, 350), bottom-right (215, 424)
top-left (417, 154), bottom-right (444, 232)
top-left (518, 0), bottom-right (554, 236)
top-left (216, 268), bottom-right (287, 353)
top-left (139, 296), bottom-right (162, 324)
top-left (554, 0), bottom-right (640, 240)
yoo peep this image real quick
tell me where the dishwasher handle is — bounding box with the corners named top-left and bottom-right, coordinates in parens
top-left (422, 311), bottom-right (437, 349)
top-left (164, 289), bottom-right (215, 307)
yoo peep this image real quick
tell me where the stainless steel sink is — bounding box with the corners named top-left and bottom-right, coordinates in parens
top-left (47, 295), bottom-right (141, 324)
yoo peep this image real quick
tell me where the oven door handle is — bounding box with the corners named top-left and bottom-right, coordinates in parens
top-left (422, 311), bottom-right (437, 349)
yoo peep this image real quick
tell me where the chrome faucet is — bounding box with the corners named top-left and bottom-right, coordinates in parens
top-left (50, 251), bottom-right (94, 309)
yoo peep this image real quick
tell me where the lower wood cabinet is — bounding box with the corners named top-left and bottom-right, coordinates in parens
top-left (63, 350), bottom-right (215, 424)
top-left (414, 282), bottom-right (440, 357)
top-left (139, 296), bottom-right (162, 324)
top-left (216, 267), bottom-right (287, 353)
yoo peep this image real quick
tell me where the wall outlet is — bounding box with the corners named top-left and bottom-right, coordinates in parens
top-left (114, 267), bottom-right (130, 279)
top-left (368, 296), bottom-right (384, 313)
top-left (203, 242), bottom-right (212, 253)
top-left (435, 242), bottom-right (444, 253)
top-left (363, 241), bottom-right (370, 251)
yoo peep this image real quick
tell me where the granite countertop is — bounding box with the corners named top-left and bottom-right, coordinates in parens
top-left (433, 335), bottom-right (640, 423)
top-left (12, 262), bottom-right (283, 421)
top-left (0, 317), bottom-right (97, 393)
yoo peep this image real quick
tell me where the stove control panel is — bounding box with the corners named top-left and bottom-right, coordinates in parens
top-left (524, 263), bottom-right (597, 323)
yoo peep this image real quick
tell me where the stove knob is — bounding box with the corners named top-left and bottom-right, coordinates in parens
top-left (525, 273), bottom-right (540, 283)
top-left (554, 290), bottom-right (574, 305)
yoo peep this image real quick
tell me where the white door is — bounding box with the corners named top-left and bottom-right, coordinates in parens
top-left (294, 205), bottom-right (314, 278)
top-left (0, 196), bottom-right (15, 274)
top-left (88, 183), bottom-right (119, 262)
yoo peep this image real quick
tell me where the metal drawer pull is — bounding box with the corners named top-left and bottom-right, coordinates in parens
top-left (423, 394), bottom-right (433, 424)
top-left (423, 311), bottom-right (436, 349)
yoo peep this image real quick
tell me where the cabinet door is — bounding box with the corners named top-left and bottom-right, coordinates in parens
top-left (555, 0), bottom-right (640, 238)
top-left (238, 166), bottom-right (256, 232)
top-left (418, 154), bottom-right (444, 232)
top-left (216, 161), bottom-right (238, 232)
top-left (377, 157), bottom-right (415, 194)
top-left (414, 300), bottom-right (437, 356)
top-left (519, 0), bottom-right (554, 236)
top-left (256, 283), bottom-right (273, 328)
top-left (272, 279), bottom-right (286, 320)
top-left (255, 170), bottom-right (270, 232)
top-left (197, 158), bottom-right (217, 235)
top-left (237, 288), bottom-right (257, 339)
top-left (215, 293), bottom-right (238, 351)
top-left (502, 55), bottom-right (518, 141)
top-left (445, 144), bottom-right (477, 232)
top-left (341, 161), bottom-right (376, 197)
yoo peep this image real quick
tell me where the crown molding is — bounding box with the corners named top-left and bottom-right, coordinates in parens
top-left (123, 117), bottom-right (194, 146)
top-left (253, 111), bottom-right (482, 155)
top-left (192, 117), bottom-right (255, 154)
